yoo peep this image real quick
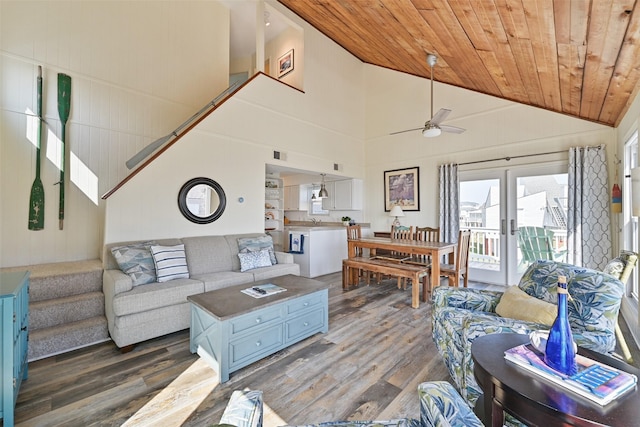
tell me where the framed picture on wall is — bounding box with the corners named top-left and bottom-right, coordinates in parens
top-left (278, 49), bottom-right (294, 78)
top-left (384, 167), bottom-right (420, 211)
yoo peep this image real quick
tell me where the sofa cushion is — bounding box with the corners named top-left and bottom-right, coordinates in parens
top-left (112, 278), bottom-right (204, 316)
top-left (239, 250), bottom-right (273, 272)
top-left (110, 241), bottom-right (157, 286)
top-left (495, 285), bottom-right (557, 326)
top-left (192, 271), bottom-right (255, 292)
top-left (238, 235), bottom-right (277, 265)
top-left (251, 263), bottom-right (301, 281)
top-left (183, 236), bottom-right (233, 275)
top-left (151, 244), bottom-right (190, 282)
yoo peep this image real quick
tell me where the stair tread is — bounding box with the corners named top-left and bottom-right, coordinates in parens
top-left (30, 291), bottom-right (104, 307)
top-left (0, 259), bottom-right (102, 278)
top-left (29, 316), bottom-right (110, 361)
top-left (30, 292), bottom-right (105, 330)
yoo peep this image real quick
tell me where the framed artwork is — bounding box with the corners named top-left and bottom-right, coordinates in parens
top-left (384, 167), bottom-right (420, 211)
top-left (278, 49), bottom-right (294, 78)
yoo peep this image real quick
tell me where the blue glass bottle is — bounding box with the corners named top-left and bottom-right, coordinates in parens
top-left (544, 275), bottom-right (577, 375)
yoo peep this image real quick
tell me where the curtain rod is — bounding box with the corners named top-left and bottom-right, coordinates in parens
top-left (458, 145), bottom-right (602, 166)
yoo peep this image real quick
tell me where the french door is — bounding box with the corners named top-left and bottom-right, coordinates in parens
top-left (459, 162), bottom-right (568, 285)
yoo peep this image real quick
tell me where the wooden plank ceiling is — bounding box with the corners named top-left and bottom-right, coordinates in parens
top-left (278, 0), bottom-right (640, 127)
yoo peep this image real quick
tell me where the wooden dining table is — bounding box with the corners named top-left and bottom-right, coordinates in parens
top-left (346, 236), bottom-right (457, 294)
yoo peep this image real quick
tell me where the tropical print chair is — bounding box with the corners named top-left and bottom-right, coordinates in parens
top-left (432, 260), bottom-right (625, 406)
top-left (418, 381), bottom-right (483, 427)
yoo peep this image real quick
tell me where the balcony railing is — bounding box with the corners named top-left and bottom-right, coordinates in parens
top-left (466, 226), bottom-right (567, 268)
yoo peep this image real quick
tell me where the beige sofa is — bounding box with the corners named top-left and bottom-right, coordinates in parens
top-left (102, 233), bottom-right (300, 349)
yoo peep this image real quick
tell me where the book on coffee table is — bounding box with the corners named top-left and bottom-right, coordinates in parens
top-left (504, 343), bottom-right (637, 406)
top-left (241, 283), bottom-right (287, 298)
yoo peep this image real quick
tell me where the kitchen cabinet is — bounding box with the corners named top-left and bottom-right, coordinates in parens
top-left (322, 179), bottom-right (363, 210)
top-left (286, 227), bottom-right (348, 278)
top-left (284, 185), bottom-right (308, 211)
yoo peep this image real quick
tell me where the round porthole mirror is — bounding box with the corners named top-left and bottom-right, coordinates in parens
top-left (178, 177), bottom-right (226, 224)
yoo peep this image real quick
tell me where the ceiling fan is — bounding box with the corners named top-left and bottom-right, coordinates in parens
top-left (390, 54), bottom-right (465, 137)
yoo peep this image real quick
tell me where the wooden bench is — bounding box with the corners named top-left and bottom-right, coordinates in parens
top-left (342, 257), bottom-right (430, 308)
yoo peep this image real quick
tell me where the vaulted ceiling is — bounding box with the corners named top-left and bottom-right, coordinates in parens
top-left (278, 0), bottom-right (640, 127)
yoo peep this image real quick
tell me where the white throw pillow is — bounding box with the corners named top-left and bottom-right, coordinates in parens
top-left (238, 249), bottom-right (273, 272)
top-left (150, 244), bottom-right (190, 282)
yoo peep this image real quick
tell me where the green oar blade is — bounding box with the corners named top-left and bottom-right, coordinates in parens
top-left (28, 65), bottom-right (45, 230)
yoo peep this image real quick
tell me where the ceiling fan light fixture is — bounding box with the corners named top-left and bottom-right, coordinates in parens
top-left (422, 124), bottom-right (441, 138)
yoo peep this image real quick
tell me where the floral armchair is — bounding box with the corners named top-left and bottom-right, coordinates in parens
top-left (431, 259), bottom-right (625, 406)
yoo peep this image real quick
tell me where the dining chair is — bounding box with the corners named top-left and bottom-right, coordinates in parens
top-left (387, 225), bottom-right (415, 288)
top-left (406, 226), bottom-right (440, 266)
top-left (346, 224), bottom-right (369, 284)
top-left (434, 229), bottom-right (471, 290)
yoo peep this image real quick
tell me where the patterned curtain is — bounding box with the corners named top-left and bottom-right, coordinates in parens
top-left (439, 163), bottom-right (459, 243)
top-left (567, 145), bottom-right (611, 269)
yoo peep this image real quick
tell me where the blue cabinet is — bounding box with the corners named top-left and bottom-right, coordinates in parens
top-left (0, 271), bottom-right (29, 427)
top-left (190, 288), bottom-right (328, 382)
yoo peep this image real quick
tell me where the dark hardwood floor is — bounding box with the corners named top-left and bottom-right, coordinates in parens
top-left (12, 273), bottom-right (640, 427)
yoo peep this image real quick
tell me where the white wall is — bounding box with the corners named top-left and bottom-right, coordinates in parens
top-left (0, 0), bottom-right (230, 267)
top-left (363, 65), bottom-right (615, 232)
top-left (103, 0), bottom-right (367, 244)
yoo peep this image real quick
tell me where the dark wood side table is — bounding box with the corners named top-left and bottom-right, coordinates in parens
top-left (471, 333), bottom-right (640, 427)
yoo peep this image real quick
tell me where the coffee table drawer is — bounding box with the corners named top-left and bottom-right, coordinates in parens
top-left (229, 306), bottom-right (283, 336)
top-left (286, 292), bottom-right (324, 315)
top-left (230, 325), bottom-right (283, 366)
top-left (286, 307), bottom-right (325, 341)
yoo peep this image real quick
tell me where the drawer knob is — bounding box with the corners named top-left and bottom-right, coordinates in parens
top-left (256, 341), bottom-right (262, 347)
top-left (255, 317), bottom-right (262, 323)
top-left (304, 302), bottom-right (309, 306)
top-left (303, 322), bottom-right (309, 327)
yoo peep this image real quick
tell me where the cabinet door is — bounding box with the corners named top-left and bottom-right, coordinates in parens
top-left (284, 186), bottom-right (292, 210)
top-left (333, 180), bottom-right (352, 210)
top-left (321, 182), bottom-right (336, 210)
top-left (330, 179), bottom-right (363, 210)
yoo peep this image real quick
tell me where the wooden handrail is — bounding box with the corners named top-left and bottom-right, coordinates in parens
top-left (102, 72), bottom-right (304, 200)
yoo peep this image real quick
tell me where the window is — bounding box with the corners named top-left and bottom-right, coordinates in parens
top-left (309, 187), bottom-right (329, 215)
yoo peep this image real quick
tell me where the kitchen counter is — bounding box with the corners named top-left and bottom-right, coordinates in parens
top-left (285, 221), bottom-right (371, 231)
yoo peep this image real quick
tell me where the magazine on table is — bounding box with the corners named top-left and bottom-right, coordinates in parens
top-left (504, 343), bottom-right (637, 406)
top-left (241, 283), bottom-right (287, 298)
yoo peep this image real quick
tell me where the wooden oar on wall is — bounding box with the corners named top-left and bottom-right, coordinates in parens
top-left (57, 73), bottom-right (71, 230)
top-left (28, 65), bottom-right (45, 230)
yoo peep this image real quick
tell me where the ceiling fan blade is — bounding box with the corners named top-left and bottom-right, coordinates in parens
top-left (440, 124), bottom-right (466, 134)
top-left (430, 108), bottom-right (451, 125)
top-left (389, 126), bottom-right (423, 135)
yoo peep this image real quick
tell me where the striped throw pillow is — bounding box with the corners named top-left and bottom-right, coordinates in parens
top-left (150, 244), bottom-right (190, 282)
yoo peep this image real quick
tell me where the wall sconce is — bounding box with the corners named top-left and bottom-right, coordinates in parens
top-left (389, 205), bottom-right (405, 227)
top-left (631, 168), bottom-right (640, 217)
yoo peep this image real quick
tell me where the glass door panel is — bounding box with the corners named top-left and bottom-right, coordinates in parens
top-left (509, 165), bottom-right (568, 284)
top-left (460, 162), bottom-right (567, 286)
top-left (460, 172), bottom-right (506, 284)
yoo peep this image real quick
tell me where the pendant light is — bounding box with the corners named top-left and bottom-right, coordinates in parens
top-left (319, 174), bottom-right (329, 199)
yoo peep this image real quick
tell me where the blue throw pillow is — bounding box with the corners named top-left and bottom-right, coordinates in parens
top-left (111, 241), bottom-right (157, 286)
top-left (238, 235), bottom-right (277, 265)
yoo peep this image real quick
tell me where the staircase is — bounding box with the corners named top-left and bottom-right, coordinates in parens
top-left (1, 260), bottom-right (110, 361)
